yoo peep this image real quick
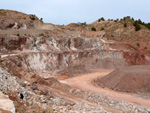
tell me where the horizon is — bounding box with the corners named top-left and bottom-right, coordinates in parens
top-left (0, 0), bottom-right (150, 25)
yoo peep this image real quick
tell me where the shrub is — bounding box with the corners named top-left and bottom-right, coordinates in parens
top-left (101, 27), bottom-right (104, 30)
top-left (101, 17), bottom-right (105, 21)
top-left (111, 35), bottom-right (114, 37)
top-left (143, 23), bottom-right (150, 30)
top-left (39, 33), bottom-right (44, 37)
top-left (91, 27), bottom-right (96, 31)
top-left (133, 19), bottom-right (150, 30)
top-left (144, 47), bottom-right (147, 49)
top-left (133, 21), bottom-right (141, 31)
top-left (133, 21), bottom-right (138, 26)
top-left (135, 24), bottom-right (141, 31)
top-left (98, 17), bottom-right (105, 22)
top-left (81, 22), bottom-right (86, 25)
top-left (124, 23), bottom-right (127, 27)
top-left (40, 18), bottom-right (43, 22)
top-left (30, 15), bottom-right (36, 20)
top-left (17, 33), bottom-right (20, 37)
top-left (123, 16), bottom-right (130, 20)
top-left (137, 19), bottom-right (142, 24)
top-left (137, 43), bottom-right (140, 47)
top-left (114, 19), bottom-right (119, 22)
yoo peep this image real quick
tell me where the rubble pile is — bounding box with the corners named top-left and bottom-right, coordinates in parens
top-left (69, 89), bottom-right (150, 113)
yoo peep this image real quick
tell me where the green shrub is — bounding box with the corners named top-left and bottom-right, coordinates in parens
top-left (131, 17), bottom-right (134, 21)
top-left (91, 27), bottom-right (96, 31)
top-left (143, 23), bottom-right (150, 30)
top-left (133, 21), bottom-right (141, 31)
top-left (114, 19), bottom-right (119, 22)
top-left (137, 43), bottom-right (140, 47)
top-left (124, 23), bottom-right (127, 27)
top-left (133, 20), bottom-right (150, 30)
top-left (17, 33), bottom-right (20, 37)
top-left (81, 22), bottom-right (86, 25)
top-left (98, 17), bottom-right (105, 22)
top-left (39, 33), bottom-right (44, 37)
top-left (133, 21), bottom-right (138, 26)
top-left (101, 27), bottom-right (104, 30)
top-left (135, 24), bottom-right (141, 31)
top-left (30, 15), bottom-right (36, 20)
top-left (123, 16), bottom-right (130, 20)
top-left (40, 18), bottom-right (43, 22)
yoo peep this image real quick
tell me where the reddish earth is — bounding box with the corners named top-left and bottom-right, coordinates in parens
top-left (95, 65), bottom-right (150, 94)
top-left (1, 10), bottom-right (150, 112)
top-left (56, 75), bottom-right (69, 80)
top-left (64, 69), bottom-right (150, 108)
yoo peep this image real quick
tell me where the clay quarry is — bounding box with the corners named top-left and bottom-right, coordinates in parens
top-left (0, 9), bottom-right (150, 113)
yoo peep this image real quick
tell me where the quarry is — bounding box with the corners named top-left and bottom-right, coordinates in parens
top-left (0, 10), bottom-right (150, 113)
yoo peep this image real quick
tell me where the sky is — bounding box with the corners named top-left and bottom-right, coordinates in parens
top-left (0, 0), bottom-right (150, 25)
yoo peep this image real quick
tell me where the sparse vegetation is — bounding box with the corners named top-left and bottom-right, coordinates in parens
top-left (39, 33), bottom-right (44, 37)
top-left (111, 35), bottom-right (114, 37)
top-left (144, 23), bottom-right (150, 30)
top-left (135, 24), bottom-right (141, 31)
top-left (133, 19), bottom-right (150, 30)
top-left (81, 22), bottom-right (86, 25)
top-left (91, 27), bottom-right (96, 31)
top-left (40, 18), bottom-right (43, 22)
top-left (114, 19), bottom-right (119, 22)
top-left (122, 16), bottom-right (131, 21)
top-left (30, 15), bottom-right (36, 20)
top-left (101, 27), bottom-right (104, 30)
top-left (134, 21), bottom-right (141, 31)
top-left (137, 43), bottom-right (140, 47)
top-left (17, 33), bottom-right (20, 37)
top-left (124, 23), bottom-right (127, 27)
top-left (98, 17), bottom-right (105, 22)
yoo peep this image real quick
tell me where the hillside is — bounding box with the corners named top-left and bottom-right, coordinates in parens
top-left (0, 10), bottom-right (150, 113)
top-left (95, 65), bottom-right (150, 94)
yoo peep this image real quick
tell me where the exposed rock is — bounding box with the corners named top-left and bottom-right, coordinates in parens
top-left (0, 92), bottom-right (15, 113)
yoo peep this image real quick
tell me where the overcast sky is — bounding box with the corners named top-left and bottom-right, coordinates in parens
top-left (0, 0), bottom-right (150, 25)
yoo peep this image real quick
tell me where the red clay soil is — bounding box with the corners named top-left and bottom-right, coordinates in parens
top-left (56, 75), bottom-right (69, 80)
top-left (95, 65), bottom-right (150, 93)
top-left (65, 69), bottom-right (150, 107)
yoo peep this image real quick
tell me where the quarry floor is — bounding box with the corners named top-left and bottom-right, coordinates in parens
top-left (60, 69), bottom-right (150, 108)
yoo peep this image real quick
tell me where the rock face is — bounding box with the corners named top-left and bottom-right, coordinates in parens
top-left (1, 9), bottom-right (150, 113)
top-left (0, 92), bottom-right (15, 113)
top-left (0, 36), bottom-right (150, 77)
top-left (95, 65), bottom-right (150, 93)
top-left (0, 37), bottom-right (129, 52)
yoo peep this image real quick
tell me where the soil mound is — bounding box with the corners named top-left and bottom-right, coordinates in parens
top-left (95, 65), bottom-right (150, 93)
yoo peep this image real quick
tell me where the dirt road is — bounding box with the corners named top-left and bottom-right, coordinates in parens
top-left (64, 69), bottom-right (150, 108)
